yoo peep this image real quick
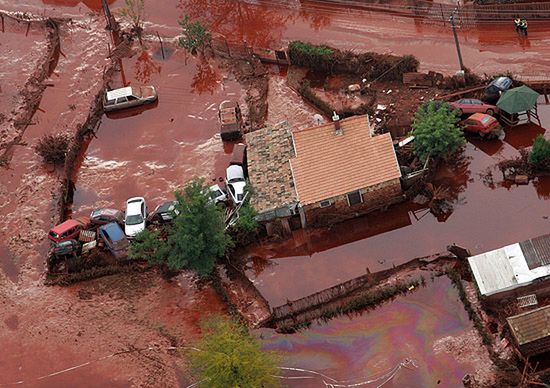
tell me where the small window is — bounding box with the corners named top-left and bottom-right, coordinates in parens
top-left (117, 97), bottom-right (128, 103)
top-left (319, 200), bottom-right (332, 208)
top-left (346, 191), bottom-right (363, 206)
top-left (128, 95), bottom-right (138, 101)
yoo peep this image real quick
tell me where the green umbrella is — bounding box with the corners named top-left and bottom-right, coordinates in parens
top-left (497, 85), bottom-right (540, 114)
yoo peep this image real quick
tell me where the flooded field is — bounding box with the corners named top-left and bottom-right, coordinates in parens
top-left (261, 276), bottom-right (491, 387)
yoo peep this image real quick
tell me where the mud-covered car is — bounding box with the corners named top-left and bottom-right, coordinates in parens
top-left (99, 222), bottom-right (129, 259)
top-left (90, 208), bottom-right (124, 226)
top-left (48, 218), bottom-right (89, 243)
top-left (219, 101), bottom-right (243, 141)
top-left (460, 113), bottom-right (502, 138)
top-left (149, 201), bottom-right (180, 224)
top-left (49, 240), bottom-right (80, 258)
top-left (104, 86), bottom-right (157, 112)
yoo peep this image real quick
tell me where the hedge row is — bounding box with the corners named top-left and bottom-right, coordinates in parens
top-left (288, 41), bottom-right (419, 81)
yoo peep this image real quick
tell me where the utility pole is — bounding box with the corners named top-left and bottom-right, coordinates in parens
top-left (449, 10), bottom-right (465, 71)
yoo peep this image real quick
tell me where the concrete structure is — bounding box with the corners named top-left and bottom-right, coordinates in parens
top-left (468, 234), bottom-right (550, 301)
top-left (290, 115), bottom-right (403, 226)
top-left (246, 115), bottom-right (404, 229)
top-left (507, 305), bottom-right (550, 357)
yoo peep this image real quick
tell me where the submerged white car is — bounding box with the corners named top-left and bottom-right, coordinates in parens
top-left (225, 165), bottom-right (247, 205)
top-left (208, 184), bottom-right (228, 205)
top-left (124, 197), bottom-right (147, 238)
top-left (104, 86), bottom-right (157, 112)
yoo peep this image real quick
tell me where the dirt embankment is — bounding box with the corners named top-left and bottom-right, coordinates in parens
top-left (0, 11), bottom-right (64, 164)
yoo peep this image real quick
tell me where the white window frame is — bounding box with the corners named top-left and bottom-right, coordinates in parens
top-left (319, 199), bottom-right (333, 208)
top-left (346, 191), bottom-right (363, 206)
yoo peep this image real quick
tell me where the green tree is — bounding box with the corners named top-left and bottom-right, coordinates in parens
top-left (128, 179), bottom-right (230, 277)
top-left (189, 316), bottom-right (280, 388)
top-left (410, 101), bottom-right (465, 162)
top-left (529, 135), bottom-right (550, 169)
top-left (178, 15), bottom-right (212, 54)
top-left (128, 229), bottom-right (167, 261)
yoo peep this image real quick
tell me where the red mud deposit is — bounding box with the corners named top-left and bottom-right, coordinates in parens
top-left (0, 271), bottom-right (225, 387)
top-left (71, 47), bottom-right (244, 213)
top-left (260, 276), bottom-right (496, 387)
top-left (0, 18), bottom-right (49, 119)
top-left (246, 103), bottom-right (550, 306)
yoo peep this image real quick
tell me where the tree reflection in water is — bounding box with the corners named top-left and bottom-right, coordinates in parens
top-left (178, 0), bottom-right (296, 48)
top-left (191, 56), bottom-right (222, 95)
top-left (134, 49), bottom-right (161, 84)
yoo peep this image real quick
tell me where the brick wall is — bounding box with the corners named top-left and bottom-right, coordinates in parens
top-left (302, 178), bottom-right (403, 226)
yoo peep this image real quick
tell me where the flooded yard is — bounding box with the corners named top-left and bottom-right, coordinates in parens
top-left (71, 47), bottom-right (244, 214)
top-left (260, 276), bottom-right (494, 387)
top-left (246, 103), bottom-right (550, 306)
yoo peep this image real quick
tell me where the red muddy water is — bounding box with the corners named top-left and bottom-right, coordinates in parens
top-left (260, 276), bottom-right (489, 387)
top-left (10, 0), bottom-right (550, 75)
top-left (0, 21), bottom-right (48, 118)
top-left (71, 47), bottom-right (243, 214)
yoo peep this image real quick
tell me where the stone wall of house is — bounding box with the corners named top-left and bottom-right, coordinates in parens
top-left (302, 178), bottom-right (403, 226)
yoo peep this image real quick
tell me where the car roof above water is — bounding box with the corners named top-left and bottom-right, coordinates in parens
top-left (106, 87), bottom-right (134, 101)
top-left (100, 222), bottom-right (125, 240)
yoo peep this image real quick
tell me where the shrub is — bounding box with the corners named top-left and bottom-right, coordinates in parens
top-left (34, 133), bottom-right (70, 164)
top-left (529, 135), bottom-right (550, 170)
top-left (178, 15), bottom-right (212, 54)
top-left (288, 40), bottom-right (418, 81)
top-left (410, 101), bottom-right (465, 162)
top-left (189, 316), bottom-right (280, 388)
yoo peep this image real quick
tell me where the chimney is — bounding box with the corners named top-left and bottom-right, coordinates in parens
top-left (332, 111), bottom-right (342, 135)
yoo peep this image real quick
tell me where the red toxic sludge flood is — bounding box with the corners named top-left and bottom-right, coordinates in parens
top-left (260, 277), bottom-right (483, 387)
top-left (71, 47), bottom-right (243, 214)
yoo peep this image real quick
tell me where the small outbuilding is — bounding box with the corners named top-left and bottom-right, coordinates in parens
top-left (507, 305), bottom-right (550, 357)
top-left (468, 234), bottom-right (550, 302)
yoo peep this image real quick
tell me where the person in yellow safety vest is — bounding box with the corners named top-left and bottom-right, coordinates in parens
top-left (515, 18), bottom-right (522, 34)
top-left (520, 19), bottom-right (528, 36)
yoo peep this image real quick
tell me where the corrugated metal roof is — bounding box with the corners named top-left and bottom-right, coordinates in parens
top-left (290, 115), bottom-right (401, 205)
top-left (106, 87), bottom-right (133, 101)
top-left (507, 305), bottom-right (550, 345)
top-left (520, 234), bottom-right (550, 270)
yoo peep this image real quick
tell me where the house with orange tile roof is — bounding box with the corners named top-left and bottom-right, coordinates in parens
top-left (246, 115), bottom-right (404, 230)
top-left (290, 115), bottom-right (403, 226)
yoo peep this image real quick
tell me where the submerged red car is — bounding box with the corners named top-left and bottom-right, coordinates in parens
top-left (450, 99), bottom-right (497, 116)
top-left (48, 218), bottom-right (88, 243)
top-left (460, 113), bottom-right (502, 138)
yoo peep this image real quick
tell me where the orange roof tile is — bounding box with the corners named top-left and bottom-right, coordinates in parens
top-left (290, 115), bottom-right (401, 205)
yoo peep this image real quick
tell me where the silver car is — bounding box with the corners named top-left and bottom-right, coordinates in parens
top-left (104, 86), bottom-right (157, 112)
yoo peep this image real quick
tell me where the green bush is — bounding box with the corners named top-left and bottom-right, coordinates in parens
top-left (189, 316), bottom-right (280, 388)
top-left (288, 40), bottom-right (418, 81)
top-left (411, 101), bottom-right (465, 162)
top-left (529, 135), bottom-right (550, 169)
